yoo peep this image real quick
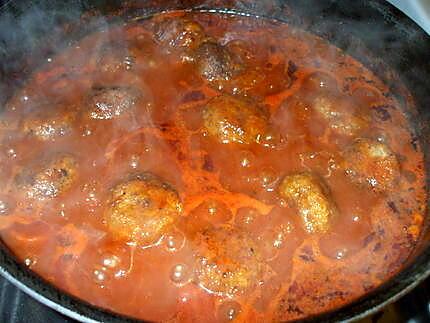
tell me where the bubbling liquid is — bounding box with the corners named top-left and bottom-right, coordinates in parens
top-left (0, 10), bottom-right (426, 322)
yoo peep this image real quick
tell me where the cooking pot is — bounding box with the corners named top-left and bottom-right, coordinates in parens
top-left (0, 1), bottom-right (429, 322)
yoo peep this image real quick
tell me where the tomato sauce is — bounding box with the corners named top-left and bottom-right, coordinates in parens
top-left (0, 11), bottom-right (426, 322)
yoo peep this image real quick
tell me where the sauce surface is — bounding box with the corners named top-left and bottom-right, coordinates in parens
top-left (0, 11), bottom-right (426, 322)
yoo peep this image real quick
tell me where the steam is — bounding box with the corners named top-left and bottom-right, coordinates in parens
top-left (0, 1), bottom-right (115, 106)
top-left (0, 1), bottom-right (427, 321)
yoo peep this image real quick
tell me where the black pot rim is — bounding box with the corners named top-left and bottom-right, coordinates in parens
top-left (0, 0), bottom-right (429, 322)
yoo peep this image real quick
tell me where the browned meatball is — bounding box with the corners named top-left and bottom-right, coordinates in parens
top-left (195, 41), bottom-right (243, 84)
top-left (95, 41), bottom-right (135, 74)
top-left (16, 155), bottom-right (78, 200)
top-left (278, 173), bottom-right (335, 233)
top-left (153, 16), bottom-right (207, 51)
top-left (104, 173), bottom-right (182, 245)
top-left (193, 226), bottom-right (263, 297)
top-left (230, 63), bottom-right (291, 98)
top-left (22, 104), bottom-right (76, 141)
top-left (195, 40), bottom-right (291, 97)
top-left (85, 87), bottom-right (141, 120)
top-left (202, 94), bottom-right (269, 144)
top-left (311, 93), bottom-right (369, 137)
top-left (342, 138), bottom-right (400, 192)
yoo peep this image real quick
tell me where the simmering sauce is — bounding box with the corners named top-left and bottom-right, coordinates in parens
top-left (0, 11), bottom-right (426, 322)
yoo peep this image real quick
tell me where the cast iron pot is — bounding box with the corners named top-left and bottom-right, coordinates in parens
top-left (0, 0), bottom-right (429, 322)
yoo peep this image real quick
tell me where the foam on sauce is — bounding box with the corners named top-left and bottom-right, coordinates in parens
top-left (0, 11), bottom-right (426, 322)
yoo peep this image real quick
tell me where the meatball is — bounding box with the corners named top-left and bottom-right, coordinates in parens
top-left (85, 86), bottom-right (141, 120)
top-left (230, 63), bottom-right (291, 98)
top-left (196, 41), bottom-right (242, 84)
top-left (16, 155), bottom-right (78, 200)
top-left (96, 42), bottom-right (135, 73)
top-left (104, 173), bottom-right (182, 245)
top-left (278, 173), bottom-right (335, 233)
top-left (196, 40), bottom-right (290, 97)
top-left (202, 94), bottom-right (269, 144)
top-left (193, 226), bottom-right (263, 297)
top-left (311, 93), bottom-right (369, 137)
top-left (342, 138), bottom-right (400, 192)
top-left (22, 104), bottom-right (76, 141)
top-left (153, 16), bottom-right (206, 51)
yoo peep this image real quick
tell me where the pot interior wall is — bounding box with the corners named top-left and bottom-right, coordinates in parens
top-left (0, 1), bottom-right (429, 322)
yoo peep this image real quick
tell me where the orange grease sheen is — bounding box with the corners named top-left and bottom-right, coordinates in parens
top-left (0, 11), bottom-right (426, 322)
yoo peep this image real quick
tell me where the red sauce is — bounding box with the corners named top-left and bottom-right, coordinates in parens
top-left (0, 11), bottom-right (426, 322)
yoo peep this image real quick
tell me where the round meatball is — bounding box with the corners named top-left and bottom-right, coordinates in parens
top-left (203, 94), bottom-right (268, 144)
top-left (278, 173), bottom-right (335, 233)
top-left (22, 104), bottom-right (76, 141)
top-left (153, 16), bottom-right (206, 51)
top-left (196, 41), bottom-right (242, 84)
top-left (16, 155), bottom-right (78, 200)
top-left (85, 86), bottom-right (141, 120)
top-left (196, 40), bottom-right (290, 97)
top-left (104, 173), bottom-right (182, 245)
top-left (96, 42), bottom-right (135, 73)
top-left (342, 138), bottom-right (400, 192)
top-left (311, 93), bottom-right (369, 137)
top-left (193, 226), bottom-right (263, 297)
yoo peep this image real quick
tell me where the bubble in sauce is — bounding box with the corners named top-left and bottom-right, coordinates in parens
top-left (259, 168), bottom-right (280, 191)
top-left (217, 301), bottom-right (242, 322)
top-left (273, 223), bottom-right (294, 249)
top-left (6, 148), bottom-right (17, 159)
top-left (81, 125), bottom-right (93, 137)
top-left (102, 254), bottom-right (120, 269)
top-left (352, 86), bottom-right (381, 106)
top-left (334, 249), bottom-right (347, 260)
top-left (170, 264), bottom-right (191, 286)
top-left (258, 129), bottom-right (285, 149)
top-left (130, 154), bottom-right (140, 169)
top-left (164, 230), bottom-right (186, 252)
top-left (235, 207), bottom-right (259, 228)
top-left (302, 71), bottom-right (338, 91)
top-left (93, 267), bottom-right (107, 285)
top-left (319, 210), bottom-right (370, 260)
top-left (257, 224), bottom-right (294, 261)
top-left (181, 104), bottom-right (204, 131)
top-left (24, 257), bottom-right (37, 267)
top-left (207, 202), bottom-right (218, 216)
top-left (191, 200), bottom-right (233, 225)
top-left (0, 196), bottom-right (14, 216)
top-left (56, 203), bottom-right (67, 217)
top-left (319, 231), bottom-right (362, 260)
top-left (0, 201), bottom-right (9, 215)
top-left (238, 151), bottom-right (255, 168)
